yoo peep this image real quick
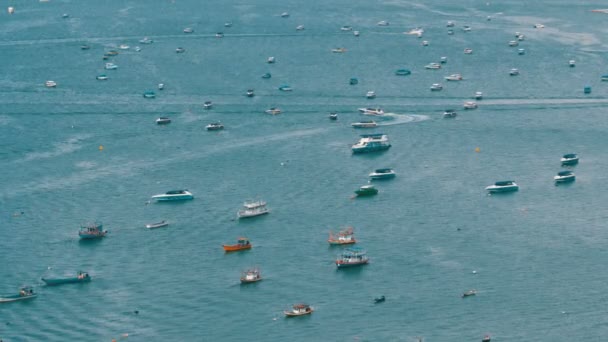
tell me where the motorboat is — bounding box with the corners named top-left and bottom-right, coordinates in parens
top-left (139, 37), bottom-right (153, 44)
top-left (96, 74), bottom-right (108, 80)
top-left (485, 181), bottom-right (519, 193)
top-left (351, 120), bottom-right (377, 128)
top-left (223, 237), bottom-right (251, 252)
top-left (561, 153), bottom-right (579, 166)
top-left (366, 91), bottom-right (376, 99)
top-left (446, 21), bottom-right (455, 27)
top-left (569, 60), bottom-right (576, 67)
top-left (336, 247), bottom-right (369, 267)
top-left (445, 74), bottom-right (463, 81)
top-left (156, 117), bottom-right (171, 125)
top-left (354, 185), bottom-right (378, 197)
top-left (462, 290), bottom-right (477, 298)
top-left (533, 23), bottom-right (545, 28)
top-left (474, 91), bottom-right (483, 100)
top-left (246, 89), bottom-right (255, 97)
top-left (464, 48), bottom-right (473, 54)
top-left (440, 57), bottom-right (448, 64)
top-left (509, 68), bottom-right (519, 76)
top-left (262, 73), bottom-right (272, 79)
top-left (554, 170), bottom-right (575, 183)
top-left (118, 44), bottom-right (129, 50)
top-left (240, 268), bottom-right (262, 283)
top-left (151, 190), bottom-right (194, 201)
top-left (358, 108), bottom-right (384, 116)
top-left (329, 112), bottom-right (338, 120)
top-left (143, 91), bottom-right (156, 99)
top-left (447, 29), bottom-right (454, 35)
top-left (158, 83), bottom-right (165, 90)
top-left (395, 69), bottom-right (411, 76)
top-left (462, 25), bottom-right (472, 32)
top-left (265, 107), bottom-right (282, 115)
top-left (518, 48), bottom-right (525, 55)
top-left (508, 40), bottom-right (518, 47)
top-left (280, 12), bottom-right (289, 18)
top-left (464, 101), bottom-right (477, 109)
top-left (352, 133), bottom-right (391, 153)
top-left (0, 286), bottom-right (36, 303)
top-left (206, 122), bottom-right (224, 131)
top-left (134, 46), bottom-right (141, 52)
top-left (443, 109), bottom-right (457, 118)
top-left (374, 296), bottom-right (386, 304)
top-left (296, 25), bottom-right (305, 31)
top-left (425, 62), bottom-right (441, 69)
top-left (203, 101), bottom-right (213, 109)
top-left (105, 63), bottom-right (118, 70)
top-left (105, 50), bottom-right (119, 56)
top-left (175, 47), bottom-right (186, 53)
top-left (215, 32), bottom-right (224, 38)
top-left (267, 56), bottom-right (275, 64)
top-left (278, 85), bottom-right (293, 92)
top-left (430, 83), bottom-right (443, 91)
top-left (349, 78), bottom-right (358, 85)
top-left (42, 272), bottom-right (90, 286)
top-left (405, 28), bottom-right (424, 37)
top-left (353, 31), bottom-right (360, 37)
top-left (369, 168), bottom-right (396, 180)
top-left (8, 7), bottom-right (14, 15)
top-left (584, 86), bottom-right (592, 94)
top-left (517, 34), bottom-right (525, 41)
top-left (45, 80), bottom-right (57, 88)
top-left (328, 227), bottom-right (356, 245)
top-left (331, 47), bottom-right (347, 53)
top-left (78, 221), bottom-right (107, 239)
top-left (183, 27), bottom-right (194, 33)
top-left (224, 22), bottom-right (233, 27)
top-left (284, 304), bottom-right (313, 317)
top-left (341, 26), bottom-right (353, 31)
top-left (421, 40), bottom-right (429, 46)
top-left (80, 45), bottom-right (90, 50)
top-left (146, 220), bottom-right (169, 229)
top-left (482, 335), bottom-right (492, 342)
top-left (237, 200), bottom-right (269, 219)
top-left (377, 20), bottom-right (389, 26)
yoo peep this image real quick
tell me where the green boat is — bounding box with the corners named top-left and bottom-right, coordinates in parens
top-left (355, 185), bottom-right (378, 197)
top-left (0, 286), bottom-right (36, 303)
top-left (42, 271), bottom-right (91, 286)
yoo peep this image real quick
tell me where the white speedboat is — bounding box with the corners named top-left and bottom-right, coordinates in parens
top-left (206, 122), bottom-right (224, 131)
top-left (485, 181), bottom-right (518, 193)
top-left (425, 62), bottom-right (441, 69)
top-left (246, 89), bottom-right (255, 97)
top-left (280, 12), bottom-right (289, 18)
top-left (440, 57), bottom-right (448, 64)
top-left (445, 74), bottom-right (463, 81)
top-left (358, 108), bottom-right (384, 116)
top-left (352, 134), bottom-right (391, 153)
top-left (366, 91), bottom-right (376, 99)
top-left (238, 200), bottom-right (269, 219)
top-left (340, 26), bottom-right (353, 31)
top-left (203, 101), bottom-right (213, 109)
top-left (139, 37), bottom-right (153, 44)
top-left (518, 48), bottom-right (525, 55)
top-left (224, 22), bottom-right (233, 27)
top-left (474, 91), bottom-right (483, 100)
top-left (446, 21), bottom-right (455, 27)
top-left (265, 107), bottom-right (282, 115)
top-left (508, 40), bottom-right (518, 47)
top-left (554, 170), bottom-right (575, 183)
top-left (369, 168), bottom-right (396, 180)
top-left (105, 62), bottom-right (118, 70)
top-left (533, 23), bottom-right (545, 28)
top-left (183, 27), bottom-right (194, 33)
top-left (560, 153), bottom-right (579, 166)
top-left (430, 83), bottom-right (443, 91)
top-left (464, 48), bottom-right (473, 54)
top-left (443, 109), bottom-right (457, 118)
top-left (462, 25), bottom-right (472, 32)
top-left (119, 44), bottom-right (130, 50)
top-left (509, 68), bottom-right (519, 76)
top-left (421, 40), bottom-right (429, 46)
top-left (351, 120), bottom-right (377, 128)
top-left (96, 74), bottom-right (108, 81)
top-left (463, 101), bottom-right (477, 109)
top-left (45, 80), bottom-right (57, 88)
top-left (175, 47), bottom-right (186, 53)
top-left (267, 56), bottom-right (275, 64)
top-left (215, 32), bottom-right (224, 38)
top-left (569, 60), bottom-right (575, 67)
top-left (331, 47), bottom-right (347, 53)
top-left (353, 30), bottom-right (360, 37)
top-left (405, 28), bottom-right (424, 37)
top-left (158, 83), bottom-right (165, 90)
top-left (151, 190), bottom-right (194, 201)
top-left (296, 25), bottom-right (305, 31)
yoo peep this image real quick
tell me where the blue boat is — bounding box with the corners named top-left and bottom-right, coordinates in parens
top-left (584, 86), bottom-right (591, 94)
top-left (42, 272), bottom-right (91, 286)
top-left (336, 247), bottom-right (369, 268)
top-left (602, 75), bottom-right (608, 82)
top-left (0, 286), bottom-right (36, 303)
top-left (352, 134), bottom-right (391, 154)
top-left (395, 69), bottom-right (411, 76)
top-left (78, 221), bottom-right (107, 239)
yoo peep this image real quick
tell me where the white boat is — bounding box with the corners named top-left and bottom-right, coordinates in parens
top-left (440, 57), bottom-right (448, 64)
top-left (206, 122), bottom-right (224, 131)
top-left (139, 37), bottom-right (153, 44)
top-left (203, 101), bottom-right (213, 109)
top-left (151, 190), bottom-right (194, 201)
top-left (533, 23), bottom-right (545, 28)
top-left (146, 220), bottom-right (168, 229)
top-left (377, 20), bottom-right (389, 26)
top-left (156, 117), bottom-right (171, 125)
top-left (446, 21), bottom-right (455, 27)
top-left (430, 83), bottom-right (443, 91)
top-left (238, 200), bottom-right (269, 219)
top-left (369, 168), bottom-right (396, 179)
top-left (421, 40), bottom-right (429, 46)
top-left (464, 48), bottom-right (473, 54)
top-left (443, 109), bottom-right (457, 118)
top-left (561, 153), bottom-right (579, 166)
top-left (183, 27), bottom-right (194, 33)
top-left (517, 34), bottom-right (525, 41)
top-left (105, 63), bottom-right (118, 70)
top-left (474, 91), bottom-right (483, 100)
top-left (134, 46), bottom-right (141, 52)
top-left (445, 74), bottom-right (463, 81)
top-left (175, 47), bottom-right (186, 53)
top-left (425, 62), bottom-right (441, 69)
top-left (331, 47), bottom-right (347, 53)
top-left (518, 48), bottom-right (525, 55)
top-left (96, 74), bottom-right (108, 81)
top-left (267, 56), bottom-right (275, 64)
top-left (358, 108), bottom-right (384, 116)
top-left (8, 7), bottom-right (14, 14)
top-left (351, 134), bottom-right (391, 153)
top-left (351, 120), bottom-right (377, 128)
top-left (464, 101), bottom-right (477, 109)
top-left (119, 44), bottom-right (130, 50)
top-left (265, 107), bottom-right (282, 115)
top-left (366, 91), bottom-right (376, 99)
top-left (224, 22), bottom-right (233, 27)
top-left (569, 60), bottom-right (575, 67)
top-left (296, 25), bottom-right (305, 31)
top-left (405, 28), bottom-right (424, 37)
top-left (485, 181), bottom-right (518, 193)
top-left (45, 80), bottom-right (57, 88)
top-left (554, 170), bottom-right (575, 183)
top-left (508, 40), bottom-right (518, 47)
top-left (341, 26), bottom-right (353, 31)
top-left (280, 12), bottom-right (289, 18)
top-left (215, 32), bottom-right (224, 38)
top-left (509, 68), bottom-right (519, 76)
top-left (462, 25), bottom-right (472, 32)
top-left (353, 30), bottom-right (360, 37)
top-left (158, 83), bottom-right (165, 90)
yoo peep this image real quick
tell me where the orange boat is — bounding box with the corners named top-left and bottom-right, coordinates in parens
top-left (222, 237), bottom-right (251, 252)
top-left (328, 227), bottom-right (356, 245)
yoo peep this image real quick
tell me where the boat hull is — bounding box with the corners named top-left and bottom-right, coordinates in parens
top-left (486, 186), bottom-right (518, 193)
top-left (0, 294), bottom-right (37, 303)
top-left (79, 231), bottom-right (107, 239)
top-left (561, 159), bottom-right (579, 166)
top-left (336, 260), bottom-right (369, 268)
top-left (555, 175), bottom-right (575, 183)
top-left (237, 210), bottom-right (269, 219)
top-left (328, 240), bottom-right (356, 245)
top-left (369, 173), bottom-right (395, 180)
top-left (352, 145), bottom-right (391, 154)
top-left (223, 245), bottom-right (252, 252)
top-left (284, 310), bottom-right (313, 317)
top-left (240, 277), bottom-right (262, 283)
top-left (153, 195), bottom-right (194, 201)
top-left (42, 277), bottom-right (90, 286)
top-left (146, 222), bottom-right (168, 229)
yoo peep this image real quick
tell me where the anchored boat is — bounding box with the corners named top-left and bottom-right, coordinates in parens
top-left (284, 304), bottom-right (313, 317)
top-left (78, 221), bottom-right (107, 239)
top-left (355, 185), bottom-right (378, 197)
top-left (328, 227), bottom-right (356, 245)
top-left (352, 134), bottom-right (391, 154)
top-left (151, 190), bottom-right (194, 201)
top-left (561, 153), bottom-right (579, 166)
top-left (369, 168), bottom-right (396, 180)
top-left (485, 181), bottom-right (518, 193)
top-left (146, 220), bottom-right (168, 229)
top-left (240, 268), bottom-right (262, 283)
top-left (336, 247), bottom-right (369, 268)
top-left (237, 200), bottom-right (269, 219)
top-left (223, 237), bottom-right (252, 252)
top-left (0, 286), bottom-right (36, 303)
top-left (42, 272), bottom-right (90, 286)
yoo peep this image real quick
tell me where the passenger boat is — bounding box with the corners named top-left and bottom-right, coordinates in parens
top-left (366, 91), bottom-right (376, 99)
top-left (246, 89), bottom-right (255, 97)
top-left (183, 27), bottom-right (194, 33)
top-left (223, 237), bottom-right (252, 252)
top-left (104, 62), bottom-right (118, 70)
top-left (508, 40), bottom-right (519, 47)
top-left (237, 200), bottom-right (269, 219)
top-left (175, 47), bottom-right (185, 53)
top-left (395, 69), bottom-right (411, 76)
top-left (462, 289), bottom-right (477, 298)
top-left (443, 109), bottom-right (457, 118)
top-left (509, 68), bottom-right (519, 76)
top-left (240, 268), bottom-right (262, 283)
top-left (569, 60), bottom-right (575, 67)
top-left (329, 112), bottom-right (338, 120)
top-left (206, 122), bottom-right (224, 131)
top-left (265, 107), bottom-right (282, 115)
top-left (340, 26), bottom-right (353, 31)
top-left (42, 272), bottom-right (90, 286)
top-left (374, 296), bottom-right (386, 303)
top-left (474, 91), bottom-right (483, 100)
top-left (78, 221), bottom-right (107, 239)
top-left (331, 47), bottom-right (347, 53)
top-left (45, 80), bottom-right (57, 88)
top-left (355, 185), bottom-right (378, 197)
top-left (464, 101), bottom-right (478, 109)
top-left (0, 286), bottom-right (36, 303)
top-left (156, 117), bottom-right (171, 125)
top-left (284, 304), bottom-right (313, 317)
top-left (145, 220), bottom-right (168, 229)
top-left (262, 73), bottom-right (272, 79)
top-left (336, 247), bottom-right (369, 268)
top-left (139, 37), bottom-right (153, 44)
top-left (328, 226), bottom-right (356, 245)
top-left (296, 25), bottom-right (305, 31)
top-left (278, 85), bottom-right (292, 92)
top-left (358, 108), bottom-right (384, 116)
top-left (151, 190), bottom-right (194, 201)
top-left (96, 74), bottom-right (108, 80)
top-left (369, 168), bottom-right (396, 180)
top-left (561, 153), bottom-right (579, 166)
top-left (203, 101), bottom-right (213, 109)
top-left (143, 91), bottom-right (156, 99)
top-left (445, 74), bottom-right (463, 81)
top-left (267, 56), bottom-right (275, 64)
top-left (425, 62), bottom-right (441, 69)
top-left (352, 134), bottom-right (391, 154)
top-left (554, 170), bottom-right (575, 183)
top-left (485, 181), bottom-right (519, 193)
top-left (464, 48), bottom-right (473, 54)
top-left (351, 120), bottom-right (377, 128)
top-left (349, 78), bottom-right (358, 85)
top-left (430, 83), bottom-right (443, 91)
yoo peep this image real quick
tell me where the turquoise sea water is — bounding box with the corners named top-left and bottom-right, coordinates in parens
top-left (2, 1), bottom-right (608, 341)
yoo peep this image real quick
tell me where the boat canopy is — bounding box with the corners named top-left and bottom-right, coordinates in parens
top-left (374, 168), bottom-right (393, 173)
top-left (166, 190), bottom-right (187, 194)
top-left (494, 181), bottom-right (514, 186)
top-left (360, 133), bottom-right (386, 138)
top-left (563, 153), bottom-right (577, 158)
top-left (293, 304), bottom-right (310, 309)
top-left (557, 171), bottom-right (573, 176)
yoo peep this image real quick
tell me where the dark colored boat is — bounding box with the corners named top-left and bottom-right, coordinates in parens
top-left (374, 295), bottom-right (385, 303)
top-left (42, 272), bottom-right (91, 286)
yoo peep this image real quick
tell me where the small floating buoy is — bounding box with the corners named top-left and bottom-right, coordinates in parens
top-left (98, 145), bottom-right (104, 151)
top-left (475, 147), bottom-right (480, 153)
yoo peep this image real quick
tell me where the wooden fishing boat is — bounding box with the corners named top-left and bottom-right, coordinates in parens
top-left (284, 303), bottom-right (313, 317)
top-left (240, 268), bottom-right (262, 283)
top-left (223, 237), bottom-right (251, 252)
top-left (328, 227), bottom-right (356, 245)
top-left (0, 286), bottom-right (36, 303)
top-left (42, 272), bottom-right (90, 286)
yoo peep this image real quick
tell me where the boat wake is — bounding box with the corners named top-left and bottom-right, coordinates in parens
top-left (376, 113), bottom-right (429, 126)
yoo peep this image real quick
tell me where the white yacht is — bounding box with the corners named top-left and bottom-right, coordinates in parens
top-left (421, 40), bottom-right (429, 46)
top-left (464, 48), bottom-right (473, 54)
top-left (341, 26), bottom-right (353, 31)
top-left (508, 40), bottom-right (518, 47)
top-left (443, 109), bottom-right (457, 118)
top-left (485, 181), bottom-right (518, 193)
top-left (296, 25), bottom-right (305, 31)
top-left (554, 171), bottom-right (575, 183)
top-left (119, 44), bottom-right (130, 50)
top-left (353, 30), bottom-right (360, 37)
top-left (183, 27), bottom-right (194, 33)
top-left (151, 190), bottom-right (194, 201)
top-left (238, 200), bottom-right (269, 219)
top-left (352, 134), bottom-right (391, 154)
top-left (358, 108), bottom-right (385, 116)
top-left (474, 91), bottom-right (483, 100)
top-left (509, 68), bottom-right (519, 76)
top-left (267, 56), bottom-right (275, 64)
top-left (377, 20), bottom-right (389, 26)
